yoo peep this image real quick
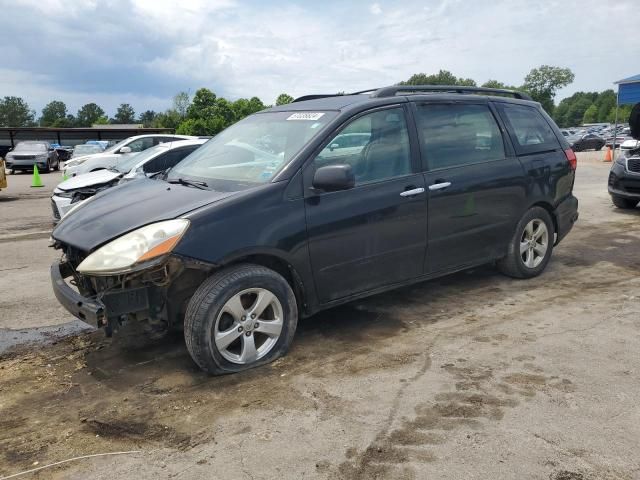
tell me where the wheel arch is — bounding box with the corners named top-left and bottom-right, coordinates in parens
top-left (220, 250), bottom-right (308, 316)
top-left (529, 200), bottom-right (559, 240)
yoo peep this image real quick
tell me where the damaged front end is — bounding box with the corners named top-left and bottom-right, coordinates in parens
top-left (50, 220), bottom-right (213, 337)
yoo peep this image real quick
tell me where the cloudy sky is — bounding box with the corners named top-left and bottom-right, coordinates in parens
top-left (1, 0), bottom-right (639, 117)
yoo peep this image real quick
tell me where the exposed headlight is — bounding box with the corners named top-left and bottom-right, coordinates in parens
top-left (54, 190), bottom-right (74, 198)
top-left (77, 219), bottom-right (190, 275)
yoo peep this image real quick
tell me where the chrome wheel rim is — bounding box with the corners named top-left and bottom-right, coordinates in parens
top-left (213, 288), bottom-right (284, 365)
top-left (520, 219), bottom-right (548, 269)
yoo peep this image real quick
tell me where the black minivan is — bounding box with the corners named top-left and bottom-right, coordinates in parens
top-left (51, 86), bottom-right (579, 375)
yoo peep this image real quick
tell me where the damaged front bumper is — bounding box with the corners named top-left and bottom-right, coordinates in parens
top-left (51, 261), bottom-right (106, 327)
top-left (51, 254), bottom-right (210, 335)
top-left (51, 260), bottom-right (153, 331)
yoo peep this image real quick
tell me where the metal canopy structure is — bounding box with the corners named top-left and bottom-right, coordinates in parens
top-left (0, 126), bottom-right (174, 150)
top-left (611, 74), bottom-right (640, 160)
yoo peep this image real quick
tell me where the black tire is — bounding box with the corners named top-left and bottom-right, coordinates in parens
top-left (184, 264), bottom-right (298, 375)
top-left (54, 159), bottom-right (60, 171)
top-left (611, 195), bottom-right (638, 209)
top-left (595, 144), bottom-right (603, 151)
top-left (497, 207), bottom-right (554, 279)
top-left (43, 159), bottom-right (51, 173)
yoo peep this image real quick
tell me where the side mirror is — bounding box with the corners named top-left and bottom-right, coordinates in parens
top-left (329, 143), bottom-right (339, 152)
top-left (312, 164), bottom-right (355, 192)
top-left (119, 146), bottom-right (132, 154)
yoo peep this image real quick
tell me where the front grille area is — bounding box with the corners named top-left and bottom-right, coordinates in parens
top-left (51, 200), bottom-right (61, 220)
top-left (12, 155), bottom-right (35, 160)
top-left (627, 157), bottom-right (640, 173)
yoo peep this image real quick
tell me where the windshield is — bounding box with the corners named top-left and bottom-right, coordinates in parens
top-left (115, 144), bottom-right (167, 173)
top-left (72, 145), bottom-right (103, 157)
top-left (168, 111), bottom-right (336, 188)
top-left (103, 137), bottom-right (133, 153)
top-left (15, 142), bottom-right (47, 152)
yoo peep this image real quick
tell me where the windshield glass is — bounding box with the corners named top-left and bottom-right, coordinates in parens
top-left (168, 111), bottom-right (336, 188)
top-left (72, 145), bottom-right (103, 157)
top-left (103, 137), bottom-right (133, 153)
top-left (115, 144), bottom-right (167, 173)
top-left (15, 142), bottom-right (47, 152)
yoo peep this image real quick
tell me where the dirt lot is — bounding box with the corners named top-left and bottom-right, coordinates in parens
top-left (0, 153), bottom-right (639, 480)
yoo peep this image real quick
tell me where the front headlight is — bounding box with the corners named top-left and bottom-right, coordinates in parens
top-left (77, 219), bottom-right (190, 275)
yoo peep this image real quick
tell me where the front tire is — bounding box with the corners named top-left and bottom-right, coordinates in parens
top-left (184, 264), bottom-right (298, 375)
top-left (611, 195), bottom-right (638, 209)
top-left (497, 207), bottom-right (554, 279)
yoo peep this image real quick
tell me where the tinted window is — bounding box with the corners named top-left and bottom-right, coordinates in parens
top-left (415, 103), bottom-right (505, 170)
top-left (313, 107), bottom-right (411, 185)
top-left (143, 147), bottom-right (198, 173)
top-left (126, 137), bottom-right (155, 153)
top-left (499, 104), bottom-right (559, 155)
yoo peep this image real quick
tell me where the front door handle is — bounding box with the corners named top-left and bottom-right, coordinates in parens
top-left (428, 182), bottom-right (452, 191)
top-left (400, 187), bottom-right (426, 197)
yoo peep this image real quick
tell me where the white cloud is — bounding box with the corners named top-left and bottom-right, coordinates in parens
top-left (370, 3), bottom-right (382, 15)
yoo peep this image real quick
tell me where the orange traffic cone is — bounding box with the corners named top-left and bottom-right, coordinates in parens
top-left (604, 146), bottom-right (612, 162)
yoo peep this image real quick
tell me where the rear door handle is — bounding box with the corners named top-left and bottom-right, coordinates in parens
top-left (400, 187), bottom-right (426, 197)
top-left (428, 182), bottom-right (452, 191)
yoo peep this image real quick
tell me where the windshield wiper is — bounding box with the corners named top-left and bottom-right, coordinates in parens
top-left (168, 178), bottom-right (209, 190)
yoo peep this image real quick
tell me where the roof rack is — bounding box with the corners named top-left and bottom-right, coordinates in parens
top-left (292, 88), bottom-right (380, 103)
top-left (370, 85), bottom-right (532, 100)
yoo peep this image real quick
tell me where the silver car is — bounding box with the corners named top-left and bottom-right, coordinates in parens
top-left (5, 141), bottom-right (60, 173)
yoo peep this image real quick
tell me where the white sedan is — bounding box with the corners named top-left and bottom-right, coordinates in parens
top-left (52, 139), bottom-right (207, 221)
top-left (63, 134), bottom-right (196, 178)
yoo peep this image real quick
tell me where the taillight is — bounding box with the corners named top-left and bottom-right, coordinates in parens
top-left (564, 148), bottom-right (577, 171)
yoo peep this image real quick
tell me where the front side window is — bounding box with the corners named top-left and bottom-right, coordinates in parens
top-left (126, 137), bottom-right (155, 153)
top-left (313, 107), bottom-right (411, 185)
top-left (415, 103), bottom-right (505, 169)
top-left (169, 111), bottom-right (336, 188)
top-left (499, 104), bottom-right (559, 154)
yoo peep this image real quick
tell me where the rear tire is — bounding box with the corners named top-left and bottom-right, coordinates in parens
top-left (611, 195), bottom-right (638, 209)
top-left (184, 264), bottom-right (298, 375)
top-left (497, 207), bottom-right (554, 279)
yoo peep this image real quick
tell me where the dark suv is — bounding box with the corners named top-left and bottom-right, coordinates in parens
top-left (51, 86), bottom-right (579, 375)
top-left (608, 103), bottom-right (640, 209)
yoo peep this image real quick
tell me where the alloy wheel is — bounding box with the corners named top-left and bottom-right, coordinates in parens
top-left (213, 288), bottom-right (284, 364)
top-left (520, 219), bottom-right (548, 269)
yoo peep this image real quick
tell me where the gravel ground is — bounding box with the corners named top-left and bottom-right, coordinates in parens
top-left (0, 151), bottom-right (639, 480)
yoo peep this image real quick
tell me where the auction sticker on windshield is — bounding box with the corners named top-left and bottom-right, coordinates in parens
top-left (287, 112), bottom-right (325, 121)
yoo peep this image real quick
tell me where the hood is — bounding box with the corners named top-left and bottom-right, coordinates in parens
top-left (52, 178), bottom-right (236, 252)
top-left (620, 139), bottom-right (640, 149)
top-left (7, 149), bottom-right (48, 156)
top-left (56, 170), bottom-right (121, 192)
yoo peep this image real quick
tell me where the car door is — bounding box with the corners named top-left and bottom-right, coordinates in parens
top-left (303, 105), bottom-right (428, 304)
top-left (414, 101), bottom-right (527, 273)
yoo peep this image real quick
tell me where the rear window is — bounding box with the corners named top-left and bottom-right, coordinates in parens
top-left (498, 104), bottom-right (560, 155)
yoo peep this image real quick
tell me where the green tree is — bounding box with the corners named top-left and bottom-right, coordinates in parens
top-left (40, 100), bottom-right (68, 127)
top-left (565, 97), bottom-right (593, 127)
top-left (402, 70), bottom-right (460, 85)
top-left (187, 88), bottom-right (217, 119)
top-left (76, 103), bottom-right (106, 126)
top-left (594, 90), bottom-right (616, 122)
top-left (481, 80), bottom-right (518, 90)
top-left (173, 91), bottom-right (190, 119)
top-left (93, 116), bottom-right (110, 125)
top-left (522, 65), bottom-right (575, 114)
top-left (582, 104), bottom-right (598, 124)
top-left (138, 110), bottom-right (157, 127)
top-left (275, 93), bottom-right (294, 105)
top-left (0, 96), bottom-right (36, 127)
top-left (113, 103), bottom-right (136, 124)
top-left (154, 109), bottom-right (182, 129)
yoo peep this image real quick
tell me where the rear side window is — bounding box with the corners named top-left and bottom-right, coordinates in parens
top-left (498, 104), bottom-right (560, 155)
top-left (415, 103), bottom-right (505, 170)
